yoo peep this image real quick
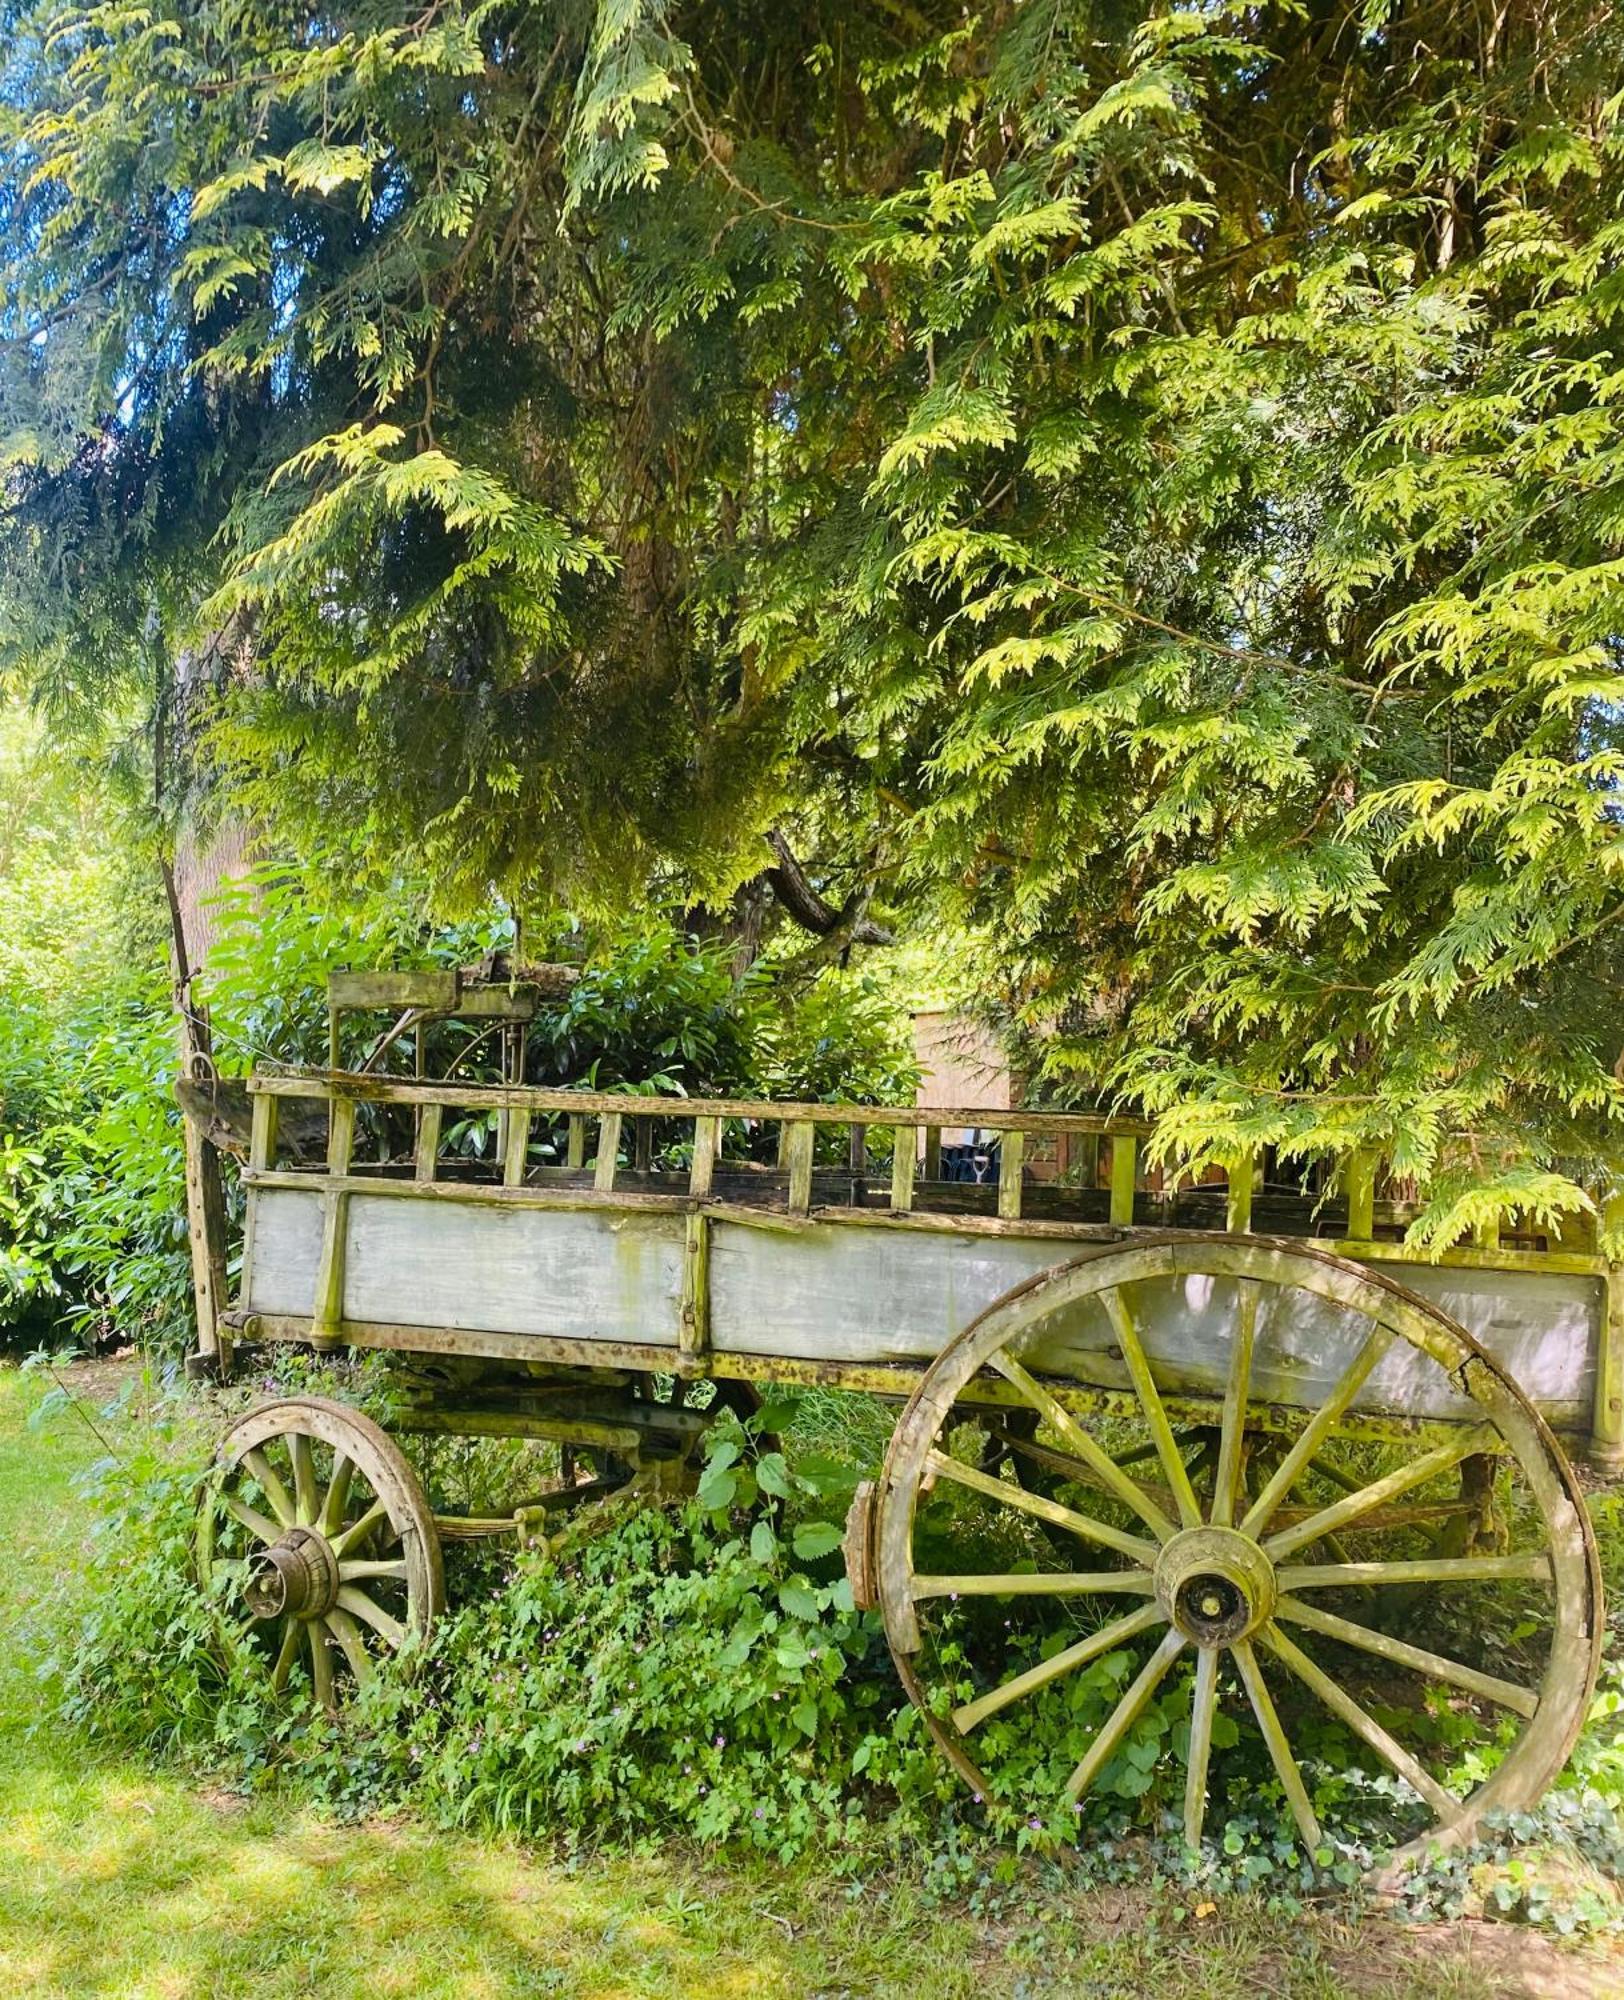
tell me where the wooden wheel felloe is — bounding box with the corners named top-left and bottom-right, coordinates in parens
top-left (871, 1237), bottom-right (1602, 1861)
top-left (199, 1397), bottom-right (444, 1707)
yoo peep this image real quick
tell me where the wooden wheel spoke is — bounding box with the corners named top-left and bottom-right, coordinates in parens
top-left (1274, 1596), bottom-right (1539, 1717)
top-left (1062, 1625), bottom-right (1186, 1805)
top-left (1102, 1289), bottom-right (1202, 1529)
top-left (242, 1448), bottom-right (297, 1529)
top-left (990, 1351), bottom-right (1176, 1540)
top-left (925, 1450), bottom-right (1158, 1564)
top-left (953, 1603), bottom-right (1165, 1734)
top-left (330, 1497), bottom-right (392, 1558)
top-left (336, 1584), bottom-right (407, 1650)
top-left (1261, 1623), bottom-right (1461, 1823)
top-left (1277, 1554), bottom-right (1552, 1591)
top-left (321, 1454), bottom-right (357, 1538)
top-left (308, 1619), bottom-right (336, 1709)
top-left (223, 1493), bottom-right (282, 1547)
top-left (270, 1617), bottom-right (301, 1694)
top-left (324, 1607), bottom-right (374, 1683)
top-left (1183, 1645), bottom-right (1219, 1851)
top-left (1212, 1282), bottom-right (1258, 1528)
top-left (1240, 1323), bottom-right (1395, 1537)
top-left (291, 1432), bottom-right (319, 1526)
top-left (337, 1557), bottom-right (411, 1584)
top-left (1233, 1638), bottom-right (1321, 1851)
top-left (1264, 1426), bottom-right (1500, 1562)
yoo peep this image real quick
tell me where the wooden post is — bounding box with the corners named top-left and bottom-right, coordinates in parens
top-left (1596, 1196), bottom-right (1624, 1463)
top-left (689, 1116), bottom-right (719, 1198)
top-left (634, 1115), bottom-right (654, 1175)
top-left (594, 1112), bottom-right (622, 1193)
top-left (890, 1127), bottom-right (916, 1213)
top-left (997, 1129), bottom-right (1025, 1221)
top-left (1345, 1151), bottom-right (1376, 1243)
top-left (923, 1126), bottom-right (942, 1182)
top-left (503, 1108), bottom-right (531, 1188)
top-left (414, 1101), bottom-right (442, 1184)
top-left (1109, 1134), bottom-right (1137, 1227)
top-left (1225, 1154), bottom-right (1255, 1235)
top-left (312, 1095), bottom-right (355, 1348)
top-left (566, 1114), bottom-right (586, 1170)
top-left (785, 1121), bottom-right (815, 1214)
top-left (679, 1211), bottom-right (711, 1366)
top-left (248, 1093), bottom-right (279, 1173)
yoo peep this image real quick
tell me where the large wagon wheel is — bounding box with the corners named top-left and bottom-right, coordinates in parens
top-left (869, 1238), bottom-right (1601, 1861)
top-left (199, 1397), bottom-right (444, 1707)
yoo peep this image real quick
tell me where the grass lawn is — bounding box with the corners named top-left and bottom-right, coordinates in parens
top-left (0, 1363), bottom-right (1617, 2000)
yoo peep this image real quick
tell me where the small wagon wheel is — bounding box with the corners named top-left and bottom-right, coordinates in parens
top-left (198, 1397), bottom-right (445, 1708)
top-left (871, 1237), bottom-right (1601, 1861)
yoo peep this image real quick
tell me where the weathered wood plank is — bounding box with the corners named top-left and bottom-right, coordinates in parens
top-left (1109, 1134), bottom-right (1137, 1226)
top-left (785, 1122), bottom-right (815, 1214)
top-left (689, 1116), bottom-right (719, 1198)
top-left (595, 1112), bottom-right (622, 1194)
top-left (503, 1109), bottom-right (531, 1188)
top-left (680, 1211), bottom-right (710, 1361)
top-left (997, 1129), bottom-right (1024, 1221)
top-left (250, 1070), bottom-right (1152, 1138)
top-left (414, 1102), bottom-right (442, 1183)
top-left (890, 1131), bottom-right (916, 1213)
top-left (329, 970), bottom-right (459, 1011)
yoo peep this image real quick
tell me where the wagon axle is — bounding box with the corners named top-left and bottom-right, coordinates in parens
top-left (242, 1526), bottom-right (339, 1624)
top-left (1157, 1527), bottom-right (1276, 1647)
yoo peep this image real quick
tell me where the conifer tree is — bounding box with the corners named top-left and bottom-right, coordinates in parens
top-left (4, 2), bottom-right (1623, 1237)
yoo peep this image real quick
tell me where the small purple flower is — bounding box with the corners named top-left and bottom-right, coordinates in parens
top-left (714, 1733), bottom-right (726, 1748)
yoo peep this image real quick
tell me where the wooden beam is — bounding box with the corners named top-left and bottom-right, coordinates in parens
top-left (249, 1070), bottom-right (1153, 1139)
top-left (328, 970), bottom-right (460, 1011)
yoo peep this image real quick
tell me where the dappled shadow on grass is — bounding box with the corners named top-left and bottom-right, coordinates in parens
top-left (0, 1757), bottom-right (818, 2000)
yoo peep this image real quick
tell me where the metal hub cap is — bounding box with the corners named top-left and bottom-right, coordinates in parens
top-left (243, 1525), bottom-right (339, 1623)
top-left (1154, 1526), bottom-right (1276, 1647)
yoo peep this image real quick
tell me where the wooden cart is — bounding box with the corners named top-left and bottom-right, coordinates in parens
top-left (188, 988), bottom-right (1615, 1860)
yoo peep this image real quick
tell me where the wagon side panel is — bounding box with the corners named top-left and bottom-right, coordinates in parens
top-left (243, 1186), bottom-right (686, 1347)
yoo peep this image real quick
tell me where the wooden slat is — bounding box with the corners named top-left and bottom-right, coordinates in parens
top-left (997, 1129), bottom-right (1024, 1220)
top-left (248, 1093), bottom-right (279, 1172)
top-left (503, 1109), bottom-right (531, 1188)
top-left (1345, 1151), bottom-right (1376, 1242)
top-left (1226, 1154), bottom-right (1254, 1235)
top-left (785, 1122), bottom-right (815, 1214)
top-left (566, 1114), bottom-right (586, 1169)
top-left (329, 970), bottom-right (460, 1011)
top-left (1109, 1134), bottom-right (1137, 1226)
top-left (923, 1127), bottom-right (942, 1180)
top-left (849, 1123), bottom-right (868, 1207)
top-left (689, 1116), bottom-right (719, 1198)
top-left (414, 1102), bottom-right (442, 1184)
top-left (890, 1130), bottom-right (916, 1213)
top-left (594, 1112), bottom-right (622, 1193)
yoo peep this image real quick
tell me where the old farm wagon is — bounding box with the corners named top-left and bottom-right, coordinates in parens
top-left (183, 969), bottom-right (1615, 1859)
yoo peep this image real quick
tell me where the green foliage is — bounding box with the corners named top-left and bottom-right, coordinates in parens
top-left (8, 3), bottom-right (1624, 1233)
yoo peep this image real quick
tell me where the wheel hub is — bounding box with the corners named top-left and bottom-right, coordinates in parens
top-left (1154, 1526), bottom-right (1275, 1647)
top-left (243, 1525), bottom-right (339, 1623)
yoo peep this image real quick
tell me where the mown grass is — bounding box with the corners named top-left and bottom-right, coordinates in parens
top-left (0, 1362), bottom-right (1615, 2000)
